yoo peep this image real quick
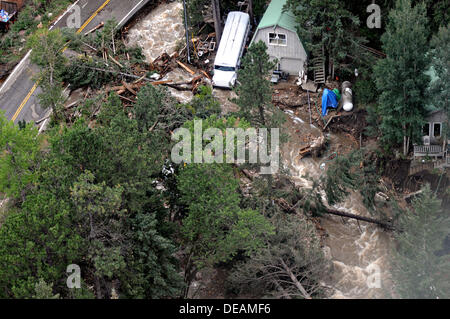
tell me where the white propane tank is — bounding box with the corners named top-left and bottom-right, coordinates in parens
top-left (342, 81), bottom-right (354, 112)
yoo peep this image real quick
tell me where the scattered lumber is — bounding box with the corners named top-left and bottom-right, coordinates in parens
top-left (298, 135), bottom-right (326, 159)
top-left (109, 54), bottom-right (124, 68)
top-left (118, 95), bottom-right (134, 103)
top-left (85, 22), bottom-right (104, 35)
top-left (176, 60), bottom-right (195, 75)
top-left (150, 80), bottom-right (173, 86)
top-left (122, 81), bottom-right (137, 95)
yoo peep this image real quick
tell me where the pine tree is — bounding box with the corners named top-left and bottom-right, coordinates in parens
top-left (429, 24), bottom-right (449, 130)
top-left (285, 0), bottom-right (367, 72)
top-left (373, 0), bottom-right (430, 156)
top-left (391, 185), bottom-right (450, 299)
top-left (227, 213), bottom-right (330, 299)
top-left (28, 29), bottom-right (67, 122)
top-left (234, 40), bottom-right (284, 129)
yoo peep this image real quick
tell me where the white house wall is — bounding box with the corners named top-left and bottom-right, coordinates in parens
top-left (252, 26), bottom-right (307, 75)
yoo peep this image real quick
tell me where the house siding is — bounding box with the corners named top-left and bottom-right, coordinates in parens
top-left (252, 26), bottom-right (307, 75)
top-left (423, 110), bottom-right (448, 144)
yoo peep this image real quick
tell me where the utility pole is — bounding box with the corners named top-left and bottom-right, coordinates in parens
top-left (212, 0), bottom-right (222, 43)
top-left (182, 0), bottom-right (191, 64)
top-left (248, 0), bottom-right (254, 23)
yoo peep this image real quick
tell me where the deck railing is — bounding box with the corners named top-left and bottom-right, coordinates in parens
top-left (413, 145), bottom-right (444, 157)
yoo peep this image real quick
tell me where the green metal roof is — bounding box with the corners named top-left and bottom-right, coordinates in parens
top-left (255, 0), bottom-right (298, 33)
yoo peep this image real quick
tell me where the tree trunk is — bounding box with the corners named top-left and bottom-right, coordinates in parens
top-left (323, 207), bottom-right (395, 230)
top-left (279, 258), bottom-right (312, 299)
top-left (212, 0), bottom-right (222, 43)
top-left (248, 0), bottom-right (254, 22)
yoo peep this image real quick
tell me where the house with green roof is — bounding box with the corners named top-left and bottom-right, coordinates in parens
top-left (250, 0), bottom-right (307, 75)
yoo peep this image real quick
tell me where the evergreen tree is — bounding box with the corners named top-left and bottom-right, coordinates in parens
top-left (177, 162), bottom-right (273, 297)
top-left (227, 213), bottom-right (330, 299)
top-left (373, 0), bottom-right (430, 155)
top-left (234, 40), bottom-right (284, 129)
top-left (28, 29), bottom-right (67, 121)
top-left (0, 113), bottom-right (41, 202)
top-left (391, 185), bottom-right (450, 299)
top-left (285, 0), bottom-right (368, 72)
top-left (429, 24), bottom-right (449, 126)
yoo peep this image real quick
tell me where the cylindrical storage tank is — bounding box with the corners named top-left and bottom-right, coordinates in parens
top-left (341, 81), bottom-right (353, 112)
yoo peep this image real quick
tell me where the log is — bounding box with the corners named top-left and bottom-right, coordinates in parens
top-left (280, 258), bottom-right (312, 299)
top-left (151, 80), bottom-right (173, 86)
top-left (118, 95), bottom-right (134, 103)
top-left (85, 22), bottom-right (104, 35)
top-left (176, 60), bottom-right (195, 75)
top-left (323, 208), bottom-right (395, 230)
top-left (122, 81), bottom-right (137, 95)
top-left (109, 54), bottom-right (124, 68)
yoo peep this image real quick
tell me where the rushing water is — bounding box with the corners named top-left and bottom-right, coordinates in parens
top-left (127, 1), bottom-right (185, 62)
top-left (282, 110), bottom-right (394, 298)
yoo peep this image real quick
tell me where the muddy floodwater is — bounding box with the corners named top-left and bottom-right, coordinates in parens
top-left (282, 110), bottom-right (394, 298)
top-left (127, 1), bottom-right (185, 62)
top-left (127, 1), bottom-right (395, 299)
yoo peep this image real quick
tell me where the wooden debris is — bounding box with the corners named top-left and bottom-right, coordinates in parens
top-left (109, 54), bottom-right (124, 68)
top-left (176, 60), bottom-right (195, 75)
top-left (85, 22), bottom-right (104, 35)
top-left (122, 81), bottom-right (137, 95)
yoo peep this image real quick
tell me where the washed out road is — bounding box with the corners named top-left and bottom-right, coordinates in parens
top-left (0, 0), bottom-right (150, 124)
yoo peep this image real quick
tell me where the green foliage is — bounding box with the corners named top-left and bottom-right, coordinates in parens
top-left (62, 56), bottom-right (115, 90)
top-left (285, 0), bottom-right (368, 71)
top-left (71, 171), bottom-right (126, 285)
top-left (234, 41), bottom-right (283, 129)
top-left (28, 28), bottom-right (68, 118)
top-left (417, 0), bottom-right (449, 34)
top-left (322, 149), bottom-right (381, 215)
top-left (227, 213), bottom-right (330, 299)
top-left (391, 185), bottom-right (450, 298)
top-left (0, 113), bottom-right (41, 200)
top-left (178, 163), bottom-right (272, 266)
top-left (428, 24), bottom-right (450, 123)
top-left (177, 162), bottom-right (273, 295)
top-left (354, 78), bottom-right (377, 106)
top-left (133, 84), bottom-right (191, 133)
top-left (0, 190), bottom-right (84, 298)
top-left (33, 279), bottom-right (60, 299)
top-left (0, 93), bottom-right (184, 298)
top-left (324, 150), bottom-right (362, 206)
top-left (373, 0), bottom-right (430, 155)
top-left (180, 115), bottom-right (252, 164)
top-left (185, 85), bottom-right (221, 119)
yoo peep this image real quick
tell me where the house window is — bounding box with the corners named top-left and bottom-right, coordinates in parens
top-left (423, 123), bottom-right (430, 136)
top-left (268, 33), bottom-right (287, 46)
top-left (433, 122), bottom-right (442, 138)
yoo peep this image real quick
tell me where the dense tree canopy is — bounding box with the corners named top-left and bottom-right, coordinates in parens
top-left (373, 0), bottom-right (430, 155)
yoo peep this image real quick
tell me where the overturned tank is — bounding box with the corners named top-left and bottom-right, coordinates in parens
top-left (341, 81), bottom-right (354, 112)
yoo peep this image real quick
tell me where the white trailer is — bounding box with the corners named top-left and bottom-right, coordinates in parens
top-left (212, 11), bottom-right (250, 89)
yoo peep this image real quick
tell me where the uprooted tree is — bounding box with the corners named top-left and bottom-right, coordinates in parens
top-left (227, 213), bottom-right (331, 299)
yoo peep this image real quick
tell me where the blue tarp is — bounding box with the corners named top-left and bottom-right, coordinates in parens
top-left (321, 89), bottom-right (339, 117)
top-left (0, 10), bottom-right (10, 23)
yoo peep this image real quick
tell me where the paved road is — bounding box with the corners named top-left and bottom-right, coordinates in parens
top-left (0, 0), bottom-right (150, 124)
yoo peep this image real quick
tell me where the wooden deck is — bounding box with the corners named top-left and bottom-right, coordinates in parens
top-left (413, 145), bottom-right (444, 159)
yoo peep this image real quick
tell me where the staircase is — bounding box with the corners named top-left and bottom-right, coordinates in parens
top-left (312, 46), bottom-right (326, 84)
